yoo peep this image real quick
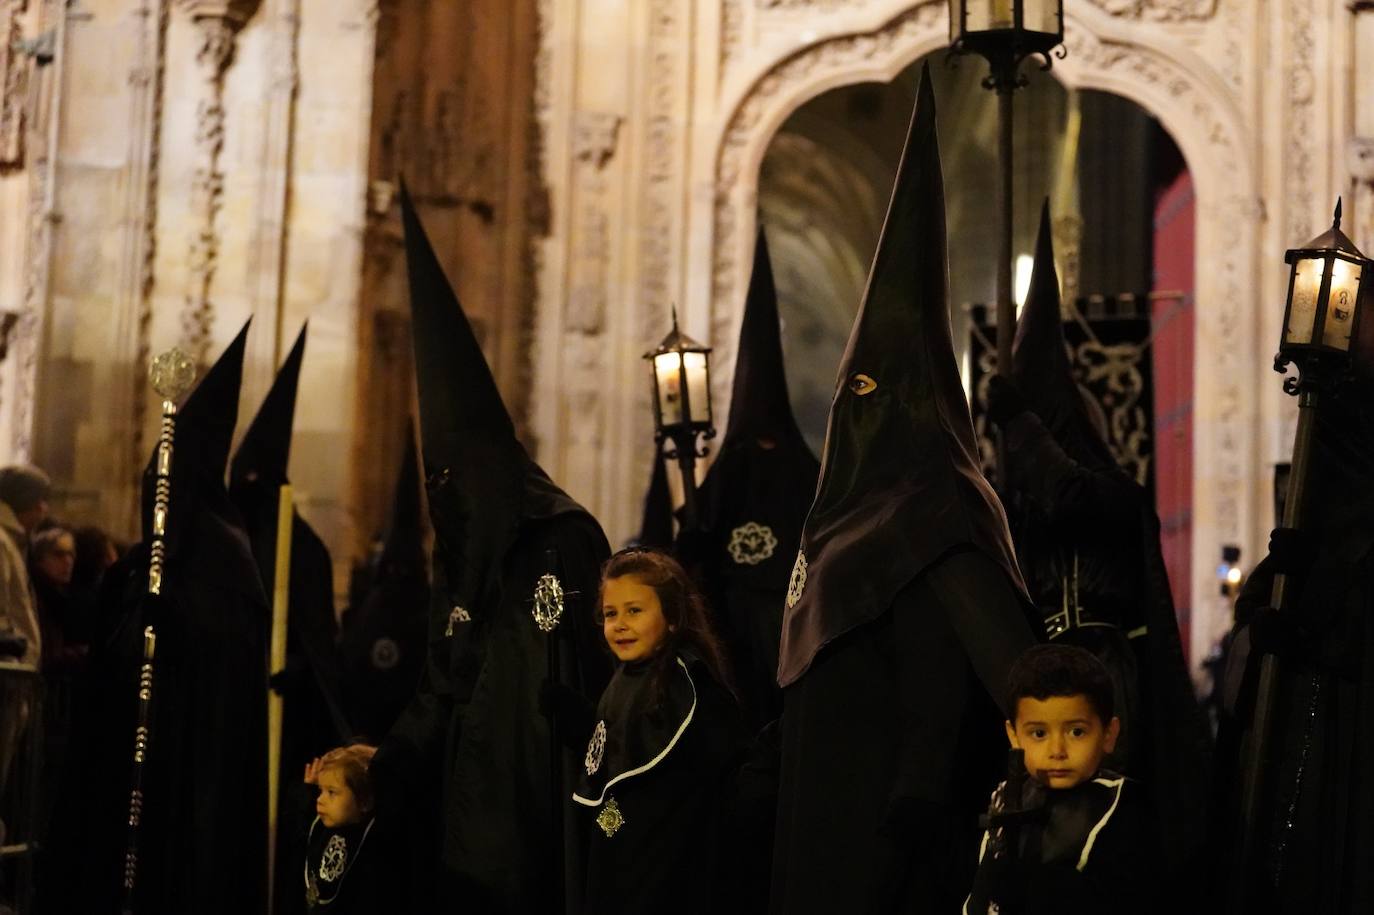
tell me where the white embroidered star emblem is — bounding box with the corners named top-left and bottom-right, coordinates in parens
top-left (786, 550), bottom-right (807, 608)
top-left (727, 522), bottom-right (778, 566)
top-left (318, 833), bottom-right (348, 882)
top-left (445, 605), bottom-right (471, 636)
top-left (585, 720), bottom-right (607, 775)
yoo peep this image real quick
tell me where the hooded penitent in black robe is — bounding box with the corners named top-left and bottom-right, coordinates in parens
top-left (227, 324), bottom-right (353, 915)
top-left (337, 425), bottom-right (429, 745)
top-left (769, 67), bottom-right (1039, 914)
top-left (989, 204), bottom-right (1212, 890)
top-left (1218, 290), bottom-right (1374, 913)
top-left (371, 186), bottom-right (612, 915)
top-left (572, 652), bottom-right (745, 915)
top-left (692, 229), bottom-right (820, 729)
top-left (41, 324), bottom-right (270, 914)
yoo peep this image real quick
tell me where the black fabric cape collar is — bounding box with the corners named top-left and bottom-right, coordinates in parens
top-left (776, 65), bottom-right (1025, 688)
top-left (572, 652), bottom-right (699, 807)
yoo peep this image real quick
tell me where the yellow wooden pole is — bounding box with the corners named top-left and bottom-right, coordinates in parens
top-left (267, 484), bottom-right (293, 914)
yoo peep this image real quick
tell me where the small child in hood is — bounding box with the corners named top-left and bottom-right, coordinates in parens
top-left (302, 743), bottom-right (386, 912)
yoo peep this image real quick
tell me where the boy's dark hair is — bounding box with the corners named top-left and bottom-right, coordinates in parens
top-left (1005, 644), bottom-right (1114, 724)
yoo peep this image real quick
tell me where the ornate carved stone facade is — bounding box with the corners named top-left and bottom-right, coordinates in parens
top-left (0, 0), bottom-right (1364, 629)
top-left (531, 0), bottom-right (1370, 670)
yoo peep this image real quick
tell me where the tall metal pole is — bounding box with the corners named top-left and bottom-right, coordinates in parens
top-left (1229, 384), bottom-right (1319, 911)
top-left (997, 85), bottom-right (1015, 375)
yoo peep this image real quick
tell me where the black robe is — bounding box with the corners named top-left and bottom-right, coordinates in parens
top-left (573, 653), bottom-right (745, 915)
top-left (374, 509), bottom-right (610, 913)
top-left (1219, 390), bottom-right (1374, 913)
top-left (1002, 409), bottom-right (1212, 882)
top-left (43, 496), bottom-right (269, 914)
top-left (771, 68), bottom-right (1038, 914)
top-left (965, 772), bottom-right (1158, 915)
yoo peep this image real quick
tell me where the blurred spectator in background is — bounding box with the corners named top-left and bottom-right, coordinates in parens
top-left (0, 465), bottom-right (49, 668)
top-left (31, 527), bottom-right (87, 675)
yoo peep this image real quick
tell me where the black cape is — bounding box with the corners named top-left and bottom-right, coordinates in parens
top-left (337, 426), bottom-right (429, 744)
top-left (693, 228), bottom-right (819, 727)
top-left (770, 68), bottom-right (1038, 914)
top-left (227, 325), bottom-right (353, 915)
top-left (1002, 203), bottom-right (1212, 885)
top-left (573, 653), bottom-right (744, 915)
top-left (1220, 375), bottom-right (1374, 912)
top-left (372, 187), bottom-right (611, 914)
top-left (42, 324), bottom-right (270, 914)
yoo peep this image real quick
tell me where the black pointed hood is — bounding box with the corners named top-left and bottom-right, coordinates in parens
top-left (230, 323), bottom-right (307, 490)
top-left (141, 320), bottom-right (251, 546)
top-left (636, 452), bottom-right (674, 549)
top-left (337, 425), bottom-right (431, 743)
top-left (1011, 202), bottom-right (1117, 470)
top-left (400, 182), bottom-right (587, 613)
top-left (380, 421), bottom-right (425, 571)
top-left (722, 229), bottom-right (809, 450)
top-left (696, 226), bottom-right (820, 589)
top-left (776, 66), bottom-right (1026, 688)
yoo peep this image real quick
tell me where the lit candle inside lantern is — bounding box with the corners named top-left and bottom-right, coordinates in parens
top-left (1285, 257), bottom-right (1324, 346)
top-left (992, 0), bottom-right (1014, 28)
top-left (654, 350), bottom-right (709, 426)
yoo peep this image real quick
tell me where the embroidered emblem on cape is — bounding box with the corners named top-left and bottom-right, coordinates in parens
top-left (533, 573), bottom-right (565, 633)
top-left (786, 550), bottom-right (807, 608)
top-left (370, 637), bottom-right (400, 670)
top-left (585, 719), bottom-right (607, 775)
top-left (596, 797), bottom-right (625, 837)
top-left (445, 604), bottom-right (471, 636)
top-left (318, 834), bottom-right (348, 882)
top-left (728, 522), bottom-right (778, 566)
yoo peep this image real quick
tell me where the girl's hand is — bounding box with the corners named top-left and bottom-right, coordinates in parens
top-left (304, 757), bottom-right (324, 785)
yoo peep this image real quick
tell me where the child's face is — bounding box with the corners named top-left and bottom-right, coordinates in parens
top-left (315, 768), bottom-right (364, 828)
top-left (1005, 694), bottom-right (1120, 790)
top-left (601, 575), bottom-right (670, 663)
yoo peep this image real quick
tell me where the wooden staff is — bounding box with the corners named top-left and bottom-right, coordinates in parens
top-left (122, 348), bottom-right (195, 915)
top-left (266, 484), bottom-right (293, 913)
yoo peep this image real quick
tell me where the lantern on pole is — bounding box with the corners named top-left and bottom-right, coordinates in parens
top-left (1230, 199), bottom-right (1371, 908)
top-left (948, 0), bottom-right (1065, 486)
top-left (644, 308), bottom-right (716, 532)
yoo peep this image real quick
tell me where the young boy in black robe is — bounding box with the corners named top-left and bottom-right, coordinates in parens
top-left (966, 644), bottom-right (1157, 915)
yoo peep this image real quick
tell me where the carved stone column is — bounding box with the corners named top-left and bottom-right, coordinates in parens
top-left (1350, 4), bottom-right (1374, 251)
top-left (175, 0), bottom-right (261, 364)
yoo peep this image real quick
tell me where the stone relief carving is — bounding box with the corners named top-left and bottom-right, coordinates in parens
top-left (639, 0), bottom-right (682, 341)
top-left (0, 1), bottom-right (30, 169)
top-left (567, 112), bottom-right (621, 336)
top-left (1087, 0), bottom-right (1218, 19)
top-left (707, 0), bottom-right (1253, 634)
top-left (1284, 0), bottom-right (1315, 242)
top-left (126, 0), bottom-right (171, 502)
top-left (179, 15), bottom-right (239, 364)
top-left (756, 0), bottom-right (859, 8)
top-left (573, 111), bottom-right (622, 169)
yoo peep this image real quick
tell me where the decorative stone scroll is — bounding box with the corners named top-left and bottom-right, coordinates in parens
top-left (175, 0), bottom-right (261, 364)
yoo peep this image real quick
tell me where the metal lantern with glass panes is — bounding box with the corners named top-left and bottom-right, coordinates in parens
top-left (1229, 198), bottom-right (1372, 910)
top-left (1275, 199), bottom-right (1369, 387)
top-left (644, 308), bottom-right (716, 531)
top-left (947, 0), bottom-right (1065, 488)
top-left (948, 0), bottom-right (1064, 75)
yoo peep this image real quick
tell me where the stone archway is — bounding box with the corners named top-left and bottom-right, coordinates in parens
top-left (702, 0), bottom-right (1261, 666)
